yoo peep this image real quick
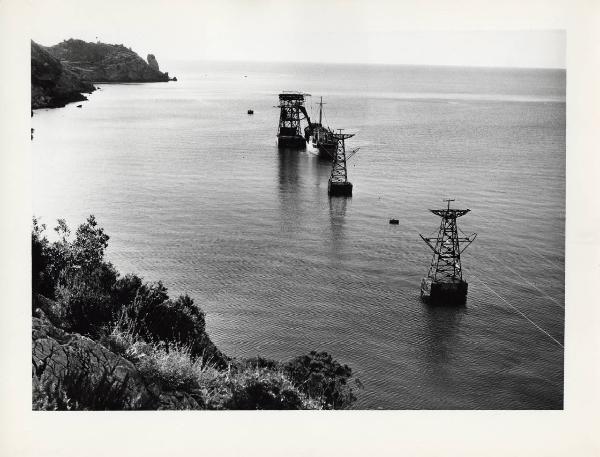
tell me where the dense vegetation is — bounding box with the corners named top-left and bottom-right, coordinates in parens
top-left (32, 216), bottom-right (360, 410)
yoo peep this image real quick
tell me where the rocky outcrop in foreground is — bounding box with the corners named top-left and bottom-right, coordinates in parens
top-left (32, 310), bottom-right (202, 410)
top-left (32, 311), bottom-right (153, 409)
top-left (31, 41), bottom-right (96, 109)
top-left (47, 39), bottom-right (170, 83)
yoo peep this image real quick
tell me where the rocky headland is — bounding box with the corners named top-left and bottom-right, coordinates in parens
top-left (31, 39), bottom-right (174, 109)
top-left (31, 41), bottom-right (96, 109)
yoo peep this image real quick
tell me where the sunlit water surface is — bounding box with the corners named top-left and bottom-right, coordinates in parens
top-left (32, 62), bottom-right (565, 409)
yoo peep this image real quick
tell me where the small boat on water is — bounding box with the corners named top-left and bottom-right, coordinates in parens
top-left (247, 109), bottom-right (254, 115)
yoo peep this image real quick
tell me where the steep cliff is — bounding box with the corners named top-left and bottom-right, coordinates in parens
top-left (47, 39), bottom-right (170, 83)
top-left (31, 40), bottom-right (96, 109)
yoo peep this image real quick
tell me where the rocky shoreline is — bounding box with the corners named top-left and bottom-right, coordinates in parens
top-left (31, 39), bottom-right (176, 109)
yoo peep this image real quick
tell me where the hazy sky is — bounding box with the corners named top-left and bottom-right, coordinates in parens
top-left (30, 0), bottom-right (566, 68)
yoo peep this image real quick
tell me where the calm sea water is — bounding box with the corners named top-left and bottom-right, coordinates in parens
top-left (32, 61), bottom-right (565, 409)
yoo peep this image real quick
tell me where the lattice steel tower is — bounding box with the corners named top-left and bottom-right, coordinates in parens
top-left (328, 129), bottom-right (359, 196)
top-left (277, 92), bottom-right (311, 148)
top-left (419, 199), bottom-right (477, 305)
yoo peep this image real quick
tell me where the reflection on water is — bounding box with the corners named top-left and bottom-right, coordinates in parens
top-left (277, 148), bottom-right (301, 193)
top-left (423, 305), bottom-right (466, 366)
top-left (328, 196), bottom-right (349, 261)
top-left (277, 148), bottom-right (303, 234)
top-left (329, 195), bottom-right (348, 219)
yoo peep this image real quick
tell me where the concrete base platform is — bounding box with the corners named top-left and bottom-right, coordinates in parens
top-left (328, 180), bottom-right (353, 196)
top-left (421, 277), bottom-right (468, 306)
top-left (278, 136), bottom-right (306, 148)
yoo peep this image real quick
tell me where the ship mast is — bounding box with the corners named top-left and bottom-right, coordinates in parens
top-left (318, 96), bottom-right (324, 126)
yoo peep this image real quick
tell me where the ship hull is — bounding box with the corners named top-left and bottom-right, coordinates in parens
top-left (315, 142), bottom-right (336, 160)
top-left (307, 124), bottom-right (336, 159)
top-left (420, 277), bottom-right (468, 306)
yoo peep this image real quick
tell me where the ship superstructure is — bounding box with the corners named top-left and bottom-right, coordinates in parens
top-left (305, 97), bottom-right (337, 159)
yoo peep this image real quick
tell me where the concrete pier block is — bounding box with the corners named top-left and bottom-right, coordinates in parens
top-left (421, 277), bottom-right (468, 306)
top-left (328, 180), bottom-right (353, 196)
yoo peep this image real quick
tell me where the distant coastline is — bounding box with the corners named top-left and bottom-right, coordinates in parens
top-left (31, 38), bottom-right (176, 110)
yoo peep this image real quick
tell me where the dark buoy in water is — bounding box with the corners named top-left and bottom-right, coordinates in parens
top-left (247, 109), bottom-right (254, 115)
top-left (389, 218), bottom-right (399, 224)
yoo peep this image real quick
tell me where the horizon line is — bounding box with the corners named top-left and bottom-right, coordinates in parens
top-left (163, 57), bottom-right (566, 71)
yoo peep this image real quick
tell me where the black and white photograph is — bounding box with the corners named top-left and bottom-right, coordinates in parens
top-left (29, 2), bottom-right (565, 411)
top-left (1, 0), bottom-right (600, 455)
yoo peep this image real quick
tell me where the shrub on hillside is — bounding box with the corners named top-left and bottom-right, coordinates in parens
top-left (59, 286), bottom-right (114, 335)
top-left (198, 367), bottom-right (319, 410)
top-left (223, 370), bottom-right (308, 410)
top-left (285, 351), bottom-right (358, 409)
top-left (137, 294), bottom-right (206, 346)
top-left (56, 263), bottom-right (120, 335)
top-left (136, 343), bottom-right (202, 392)
top-left (124, 284), bottom-right (225, 365)
top-left (239, 356), bottom-right (281, 371)
top-left (32, 371), bottom-right (74, 411)
top-left (30, 217), bottom-right (219, 364)
top-left (32, 216), bottom-right (119, 333)
top-left (32, 218), bottom-right (55, 299)
top-left (111, 273), bottom-right (143, 308)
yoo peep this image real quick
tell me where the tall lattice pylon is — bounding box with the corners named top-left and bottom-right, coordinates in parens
top-left (328, 129), bottom-right (359, 196)
top-left (419, 199), bottom-right (477, 304)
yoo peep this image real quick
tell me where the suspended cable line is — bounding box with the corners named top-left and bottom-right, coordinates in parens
top-left (471, 276), bottom-right (563, 348)
top-left (525, 245), bottom-right (563, 270)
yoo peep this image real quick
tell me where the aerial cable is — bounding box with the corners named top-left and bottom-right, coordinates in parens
top-left (474, 249), bottom-right (564, 309)
top-left (471, 276), bottom-right (563, 348)
top-left (525, 245), bottom-right (563, 270)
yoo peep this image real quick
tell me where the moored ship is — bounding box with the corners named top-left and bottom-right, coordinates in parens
top-left (305, 97), bottom-right (337, 159)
